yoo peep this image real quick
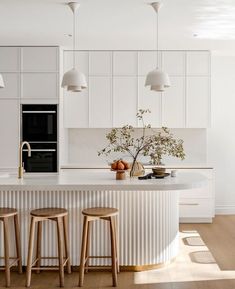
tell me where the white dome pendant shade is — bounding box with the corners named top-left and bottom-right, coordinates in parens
top-left (61, 2), bottom-right (87, 92)
top-left (146, 67), bottom-right (170, 92)
top-left (145, 2), bottom-right (170, 92)
top-left (0, 74), bottom-right (5, 88)
top-left (62, 68), bottom-right (87, 92)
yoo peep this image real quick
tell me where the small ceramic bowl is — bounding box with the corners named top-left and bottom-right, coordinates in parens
top-left (152, 167), bottom-right (166, 176)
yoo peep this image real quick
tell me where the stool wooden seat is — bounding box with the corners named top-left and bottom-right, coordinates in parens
top-left (79, 207), bottom-right (119, 287)
top-left (26, 207), bottom-right (71, 288)
top-left (0, 208), bottom-right (22, 287)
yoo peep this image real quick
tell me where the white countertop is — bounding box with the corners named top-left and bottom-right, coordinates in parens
top-left (61, 164), bottom-right (213, 170)
top-left (0, 170), bottom-right (208, 191)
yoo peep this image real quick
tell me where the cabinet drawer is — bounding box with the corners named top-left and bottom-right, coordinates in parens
top-left (179, 185), bottom-right (212, 199)
top-left (179, 198), bottom-right (213, 218)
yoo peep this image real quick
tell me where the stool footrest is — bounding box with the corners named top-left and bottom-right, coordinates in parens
top-left (0, 257), bottom-right (20, 270)
top-left (88, 256), bottom-right (112, 259)
top-left (84, 266), bottom-right (113, 271)
top-left (30, 257), bottom-right (69, 269)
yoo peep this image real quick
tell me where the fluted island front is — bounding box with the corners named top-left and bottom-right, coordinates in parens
top-left (0, 170), bottom-right (208, 270)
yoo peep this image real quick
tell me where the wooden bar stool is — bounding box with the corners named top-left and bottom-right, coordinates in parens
top-left (79, 207), bottom-right (119, 287)
top-left (0, 208), bottom-right (22, 288)
top-left (26, 208), bottom-right (71, 288)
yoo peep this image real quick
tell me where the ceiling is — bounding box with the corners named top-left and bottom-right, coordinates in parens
top-left (1, 0), bottom-right (235, 52)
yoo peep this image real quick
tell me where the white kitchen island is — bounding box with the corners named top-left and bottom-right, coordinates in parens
top-left (0, 171), bottom-right (208, 271)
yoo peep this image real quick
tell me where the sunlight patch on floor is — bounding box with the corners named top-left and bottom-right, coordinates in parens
top-left (134, 230), bottom-right (235, 284)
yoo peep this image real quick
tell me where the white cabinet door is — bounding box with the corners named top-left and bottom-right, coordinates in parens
top-left (186, 51), bottom-right (210, 76)
top-left (0, 73), bottom-right (19, 99)
top-left (186, 77), bottom-right (210, 128)
top-left (162, 51), bottom-right (185, 76)
top-left (138, 77), bottom-right (161, 127)
top-left (138, 51), bottom-right (157, 76)
top-left (113, 77), bottom-right (137, 127)
top-left (162, 77), bottom-right (185, 128)
top-left (63, 90), bottom-right (89, 128)
top-left (113, 52), bottom-right (137, 75)
top-left (0, 99), bottom-right (19, 169)
top-left (89, 77), bottom-right (112, 128)
top-left (21, 73), bottom-right (58, 99)
top-left (22, 47), bottom-right (58, 72)
top-left (63, 51), bottom-right (88, 75)
top-left (0, 47), bottom-right (19, 72)
top-left (89, 52), bottom-right (111, 76)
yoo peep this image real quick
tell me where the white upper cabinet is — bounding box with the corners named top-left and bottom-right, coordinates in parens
top-left (63, 89), bottom-right (89, 128)
top-left (21, 47), bottom-right (58, 72)
top-left (186, 51), bottom-right (210, 76)
top-left (162, 51), bottom-right (185, 76)
top-left (0, 73), bottom-right (19, 99)
top-left (138, 77), bottom-right (161, 127)
top-left (113, 77), bottom-right (137, 127)
top-left (0, 99), bottom-right (19, 169)
top-left (0, 47), bottom-right (19, 72)
top-left (21, 73), bottom-right (58, 99)
top-left (186, 77), bottom-right (210, 128)
top-left (63, 50), bottom-right (211, 129)
top-left (113, 52), bottom-right (137, 75)
top-left (162, 77), bottom-right (185, 128)
top-left (63, 51), bottom-right (88, 75)
top-left (138, 51), bottom-right (157, 76)
top-left (89, 52), bottom-right (111, 76)
top-left (89, 77), bottom-right (112, 128)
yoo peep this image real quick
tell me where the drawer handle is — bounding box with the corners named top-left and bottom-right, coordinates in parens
top-left (179, 203), bottom-right (199, 206)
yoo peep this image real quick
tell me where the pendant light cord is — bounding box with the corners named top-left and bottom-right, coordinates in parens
top-left (73, 9), bottom-right (76, 69)
top-left (156, 9), bottom-right (159, 68)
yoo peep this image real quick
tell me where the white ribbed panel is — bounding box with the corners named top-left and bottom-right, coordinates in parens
top-left (0, 190), bottom-right (179, 267)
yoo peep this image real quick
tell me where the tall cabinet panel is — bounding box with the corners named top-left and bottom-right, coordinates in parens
top-left (186, 77), bottom-right (210, 128)
top-left (0, 47), bottom-right (20, 72)
top-left (138, 77), bottom-right (161, 127)
top-left (0, 99), bottom-right (19, 169)
top-left (162, 77), bottom-right (185, 128)
top-left (21, 47), bottom-right (59, 103)
top-left (113, 77), bottom-right (138, 127)
top-left (89, 77), bottom-right (112, 128)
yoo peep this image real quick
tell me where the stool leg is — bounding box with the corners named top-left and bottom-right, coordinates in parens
top-left (26, 216), bottom-right (37, 288)
top-left (113, 216), bottom-right (119, 273)
top-left (63, 215), bottom-right (71, 274)
top-left (14, 213), bottom-right (23, 274)
top-left (3, 218), bottom-right (10, 287)
top-left (110, 217), bottom-right (117, 287)
top-left (79, 216), bottom-right (89, 287)
top-left (57, 217), bottom-right (65, 287)
top-left (85, 221), bottom-right (90, 273)
top-left (36, 221), bottom-right (42, 274)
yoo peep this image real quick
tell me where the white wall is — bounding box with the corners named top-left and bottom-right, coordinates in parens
top-left (67, 128), bottom-right (207, 167)
top-left (208, 53), bottom-right (235, 214)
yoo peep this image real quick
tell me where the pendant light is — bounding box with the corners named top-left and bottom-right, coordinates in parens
top-left (62, 2), bottom-right (87, 92)
top-left (145, 2), bottom-right (170, 92)
top-left (0, 74), bottom-right (5, 88)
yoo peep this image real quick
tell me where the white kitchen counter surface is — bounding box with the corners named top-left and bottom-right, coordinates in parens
top-left (61, 164), bottom-right (213, 169)
top-left (0, 171), bottom-right (208, 191)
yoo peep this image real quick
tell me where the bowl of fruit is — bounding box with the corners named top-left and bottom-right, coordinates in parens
top-left (111, 159), bottom-right (131, 180)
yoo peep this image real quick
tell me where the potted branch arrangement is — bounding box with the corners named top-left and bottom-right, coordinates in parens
top-left (98, 109), bottom-right (185, 179)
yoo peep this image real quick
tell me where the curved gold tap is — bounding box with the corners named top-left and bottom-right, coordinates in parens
top-left (18, 141), bottom-right (31, 179)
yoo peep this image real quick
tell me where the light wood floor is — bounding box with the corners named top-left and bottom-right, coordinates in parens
top-left (2, 215), bottom-right (235, 289)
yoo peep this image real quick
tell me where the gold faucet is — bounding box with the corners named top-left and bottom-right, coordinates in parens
top-left (18, 141), bottom-right (31, 179)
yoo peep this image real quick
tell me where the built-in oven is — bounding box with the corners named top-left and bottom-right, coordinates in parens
top-left (22, 104), bottom-right (58, 173)
top-left (22, 105), bottom-right (57, 142)
top-left (22, 143), bottom-right (57, 173)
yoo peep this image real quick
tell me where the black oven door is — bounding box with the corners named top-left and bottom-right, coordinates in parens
top-left (22, 105), bottom-right (57, 142)
top-left (23, 143), bottom-right (57, 173)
